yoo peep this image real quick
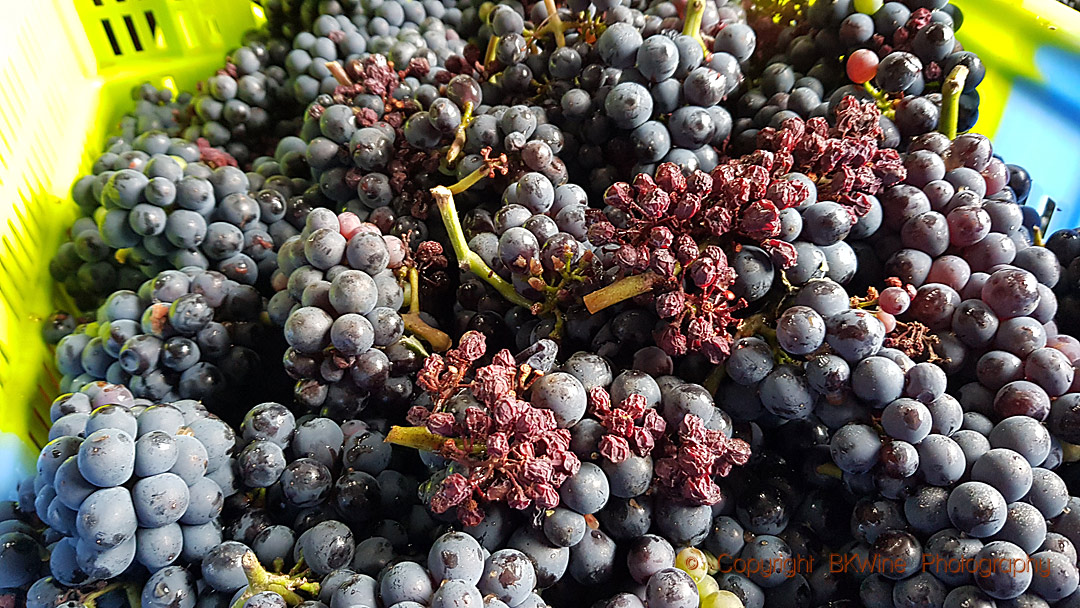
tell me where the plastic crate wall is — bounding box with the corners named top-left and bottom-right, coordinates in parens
top-left (0, 0), bottom-right (260, 497)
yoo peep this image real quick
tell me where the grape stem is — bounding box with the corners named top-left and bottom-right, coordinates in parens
top-left (938, 64), bottom-right (969, 140)
top-left (483, 35), bottom-right (500, 65)
top-left (541, 0), bottom-right (566, 47)
top-left (403, 266), bottom-right (452, 352)
top-left (446, 101), bottom-right (474, 164)
top-left (682, 0), bottom-right (708, 54)
top-left (386, 425), bottom-right (485, 454)
top-left (702, 364), bottom-right (726, 395)
top-left (861, 81), bottom-right (895, 119)
top-left (431, 185), bottom-right (536, 309)
top-left (735, 314), bottom-right (795, 365)
top-left (444, 151), bottom-right (506, 194)
top-left (582, 271), bottom-right (663, 313)
top-left (816, 462), bottom-right (844, 479)
top-left (399, 334), bottom-right (432, 358)
top-left (74, 581), bottom-right (141, 608)
top-left (325, 62), bottom-right (353, 87)
top-left (229, 551), bottom-right (320, 608)
top-left (1063, 441), bottom-right (1080, 463)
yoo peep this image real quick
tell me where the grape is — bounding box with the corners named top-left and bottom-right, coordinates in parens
top-left (76, 486), bottom-right (137, 548)
top-left (726, 338), bottom-right (775, 386)
top-left (917, 435), bottom-right (965, 486)
top-left (947, 481), bottom-right (1008, 538)
top-left (830, 423), bottom-right (882, 474)
top-left (759, 364), bottom-right (814, 420)
top-left (924, 393), bottom-right (962, 436)
top-left (983, 268), bottom-right (1041, 318)
top-left (333, 574), bottom-right (379, 608)
top-left (668, 106), bottom-right (716, 149)
top-left (1028, 550), bottom-right (1080, 601)
top-left (637, 36), bottom-right (679, 83)
top-left (132, 472), bottom-right (189, 527)
top-left (645, 569), bottom-right (698, 608)
top-left (626, 534), bottom-right (676, 584)
top-left (238, 440), bottom-right (287, 488)
top-left (284, 306), bottom-right (334, 354)
top-left (954, 300), bottom-right (1000, 347)
top-left (1025, 468), bottom-right (1069, 518)
top-left (529, 372), bottom-right (587, 428)
top-left (541, 507), bottom-right (586, 548)
top-left (379, 561), bottom-right (434, 606)
top-left (993, 501), bottom-right (1046, 554)
top-left (142, 566), bottom-right (197, 608)
top-left (604, 83), bottom-right (653, 130)
top-left (0, 532), bottom-right (44, 588)
top-left (601, 455), bottom-right (653, 499)
top-left (507, 528), bottom-right (569, 589)
top-left (655, 500), bottom-right (712, 546)
top-left (296, 520), bottom-right (354, 576)
top-left (974, 541), bottom-right (1032, 600)
top-left (559, 463), bottom-right (610, 515)
top-left (825, 309), bottom-right (885, 362)
top-left (479, 550), bottom-right (536, 606)
top-left (77, 429), bottom-right (134, 487)
top-left (568, 529), bottom-right (616, 585)
top-left (776, 306), bottom-right (826, 355)
top-left (610, 370), bottom-right (661, 409)
top-left (881, 399), bottom-right (932, 444)
top-left (989, 416), bottom-right (1051, 466)
top-left (994, 381), bottom-right (1051, 421)
top-left (429, 532), bottom-right (485, 585)
top-left (995, 318), bottom-right (1048, 358)
top-left (971, 448), bottom-right (1033, 502)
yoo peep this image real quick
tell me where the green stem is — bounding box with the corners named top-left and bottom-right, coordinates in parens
top-left (703, 364), bottom-right (726, 395)
top-left (542, 0), bottom-right (566, 47)
top-left (125, 585), bottom-right (142, 608)
top-left (484, 35), bottom-right (499, 65)
top-left (431, 186), bottom-right (536, 308)
top-left (682, 0), bottom-right (707, 54)
top-left (403, 316), bottom-right (448, 352)
top-left (82, 582), bottom-right (140, 608)
top-left (816, 462), bottom-right (844, 479)
top-left (938, 64), bottom-right (969, 140)
top-left (288, 557), bottom-right (308, 577)
top-left (445, 153), bottom-right (506, 195)
top-left (582, 272), bottom-right (663, 314)
top-left (229, 550), bottom-right (319, 608)
top-left (386, 426), bottom-right (486, 455)
top-left (402, 259), bottom-right (451, 351)
top-left (862, 81), bottom-right (895, 119)
top-left (446, 101), bottom-right (474, 164)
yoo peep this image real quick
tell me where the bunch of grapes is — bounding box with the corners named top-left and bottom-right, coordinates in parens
top-left (448, 0), bottom-right (752, 196)
top-left (740, 0), bottom-right (982, 148)
top-left (379, 330), bottom-right (749, 600)
top-left (8, 389), bottom-right (237, 586)
top-left (271, 207), bottom-right (424, 416)
top-left (693, 116), bottom-right (1078, 607)
top-left (53, 267), bottom-right (268, 405)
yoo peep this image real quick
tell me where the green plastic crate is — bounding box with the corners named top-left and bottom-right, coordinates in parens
top-left (1, 0), bottom-right (1079, 499)
top-left (0, 0), bottom-right (261, 496)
